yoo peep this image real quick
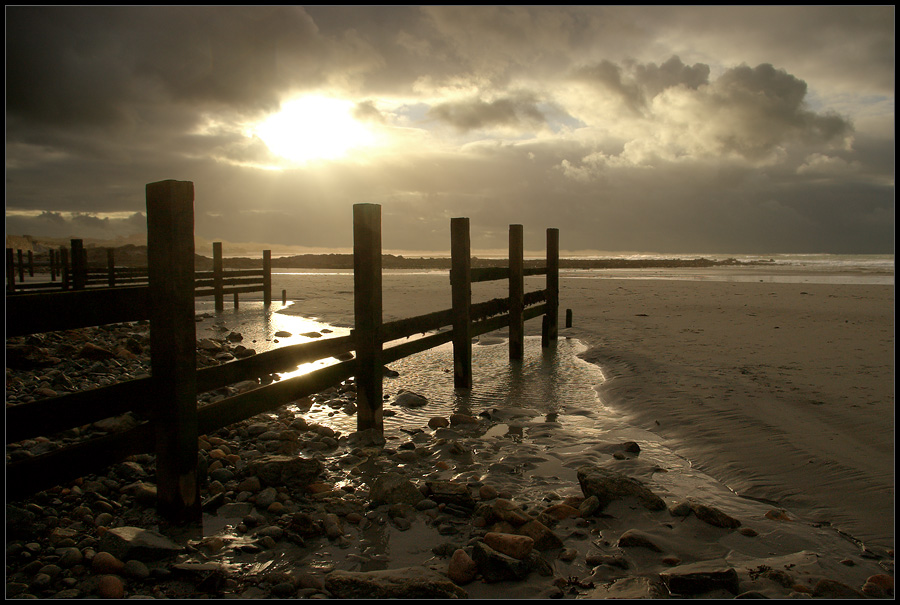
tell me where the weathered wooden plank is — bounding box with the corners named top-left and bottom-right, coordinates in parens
top-left (6, 422), bottom-right (155, 501)
top-left (383, 330), bottom-right (454, 365)
top-left (5, 287), bottom-right (151, 337)
top-left (263, 249), bottom-right (272, 306)
top-left (147, 179), bottom-right (200, 524)
top-left (195, 334), bottom-right (355, 393)
top-left (380, 308), bottom-right (454, 343)
top-left (545, 228), bottom-right (559, 346)
top-left (6, 377), bottom-right (154, 443)
top-left (197, 360), bottom-right (357, 435)
top-left (353, 203), bottom-right (383, 433)
top-left (509, 224), bottom-right (524, 360)
top-left (451, 217), bottom-right (473, 388)
top-left (213, 241), bottom-right (224, 312)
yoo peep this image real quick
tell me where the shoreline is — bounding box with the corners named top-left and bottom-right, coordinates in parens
top-left (5, 274), bottom-right (894, 598)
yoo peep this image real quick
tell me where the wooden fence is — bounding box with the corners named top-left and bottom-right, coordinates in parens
top-left (6, 240), bottom-right (271, 309)
top-left (5, 180), bottom-right (558, 523)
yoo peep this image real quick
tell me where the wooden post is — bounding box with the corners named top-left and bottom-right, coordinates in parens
top-left (509, 224), bottom-right (524, 360)
top-left (50, 249), bottom-right (57, 282)
top-left (282, 289), bottom-right (287, 305)
top-left (17, 249), bottom-right (24, 283)
top-left (451, 217), bottom-right (473, 388)
top-left (213, 242), bottom-right (224, 312)
top-left (353, 203), bottom-right (383, 434)
top-left (263, 250), bottom-right (272, 306)
top-left (566, 308), bottom-right (573, 328)
top-left (545, 228), bottom-right (559, 347)
top-left (27, 250), bottom-right (34, 277)
top-left (60, 247), bottom-right (70, 290)
top-left (146, 179), bottom-right (200, 524)
top-left (107, 248), bottom-right (116, 287)
top-left (233, 292), bottom-right (239, 308)
top-left (71, 239), bottom-right (86, 290)
top-left (6, 249), bottom-right (15, 292)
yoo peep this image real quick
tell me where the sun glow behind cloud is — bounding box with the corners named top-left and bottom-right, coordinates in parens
top-left (253, 95), bottom-right (379, 165)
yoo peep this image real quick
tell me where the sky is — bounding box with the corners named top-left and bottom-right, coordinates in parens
top-left (5, 6), bottom-right (895, 256)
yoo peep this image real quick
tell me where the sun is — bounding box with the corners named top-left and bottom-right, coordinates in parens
top-left (254, 95), bottom-right (377, 164)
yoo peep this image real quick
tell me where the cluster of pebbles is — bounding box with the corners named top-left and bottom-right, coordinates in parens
top-left (6, 321), bottom-right (895, 599)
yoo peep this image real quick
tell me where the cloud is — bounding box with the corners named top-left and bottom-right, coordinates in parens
top-left (428, 92), bottom-right (547, 133)
top-left (4, 6), bottom-right (893, 255)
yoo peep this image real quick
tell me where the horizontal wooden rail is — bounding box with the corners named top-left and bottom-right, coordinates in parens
top-left (5, 287), bottom-right (151, 337)
top-left (467, 266), bottom-right (548, 283)
top-left (196, 335), bottom-right (354, 393)
top-left (6, 422), bottom-right (156, 501)
top-left (197, 359), bottom-right (357, 435)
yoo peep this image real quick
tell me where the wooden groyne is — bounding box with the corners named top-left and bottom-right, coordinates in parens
top-left (6, 179), bottom-right (559, 523)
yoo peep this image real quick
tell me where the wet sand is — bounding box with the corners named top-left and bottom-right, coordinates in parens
top-left (282, 272), bottom-right (895, 550)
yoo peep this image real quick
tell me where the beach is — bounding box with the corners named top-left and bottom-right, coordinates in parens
top-left (279, 269), bottom-right (894, 551)
top-left (6, 264), bottom-right (895, 598)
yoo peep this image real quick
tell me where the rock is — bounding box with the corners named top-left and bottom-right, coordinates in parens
top-left (865, 574), bottom-right (893, 595)
top-left (486, 499), bottom-right (532, 526)
top-left (483, 532), bottom-right (534, 560)
top-left (516, 519), bottom-right (564, 551)
top-left (660, 562), bottom-right (740, 596)
top-left (324, 567), bottom-right (467, 599)
top-left (97, 575), bottom-right (125, 599)
top-left (98, 527), bottom-right (183, 562)
top-left (428, 417), bottom-right (450, 429)
top-left (811, 578), bottom-right (866, 598)
top-left (123, 559), bottom-right (150, 580)
top-left (541, 503), bottom-right (581, 522)
top-left (688, 499), bottom-right (741, 529)
top-left (588, 576), bottom-right (668, 599)
top-left (247, 455), bottom-right (323, 489)
top-left (449, 413), bottom-right (478, 425)
top-left (391, 390), bottom-right (428, 408)
top-left (79, 343), bottom-right (115, 360)
top-left (617, 529), bottom-right (663, 552)
top-left (577, 466), bottom-right (666, 512)
top-left (7, 505), bottom-right (37, 539)
top-left (369, 472), bottom-right (425, 506)
top-left (479, 484), bottom-right (499, 500)
top-left (472, 541), bottom-right (531, 583)
top-left (448, 549), bottom-right (478, 585)
top-left (426, 480), bottom-right (476, 509)
top-left (91, 551), bottom-right (126, 574)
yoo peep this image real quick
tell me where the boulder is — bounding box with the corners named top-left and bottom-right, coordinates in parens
top-left (247, 455), bottom-right (323, 489)
top-left (369, 472), bottom-right (424, 506)
top-left (577, 466), bottom-right (666, 511)
top-left (660, 561), bottom-right (740, 596)
top-left (472, 541), bottom-right (531, 583)
top-left (98, 526), bottom-right (183, 562)
top-left (391, 390), bottom-right (428, 408)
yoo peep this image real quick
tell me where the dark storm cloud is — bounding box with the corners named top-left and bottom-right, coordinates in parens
top-left (428, 93), bottom-right (547, 132)
top-left (4, 6), bottom-right (893, 254)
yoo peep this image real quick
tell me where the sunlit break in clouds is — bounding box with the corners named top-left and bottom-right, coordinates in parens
top-left (253, 96), bottom-right (379, 166)
top-left (4, 6), bottom-right (894, 254)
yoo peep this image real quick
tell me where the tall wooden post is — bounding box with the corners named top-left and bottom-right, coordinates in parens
top-left (147, 180), bottom-right (199, 524)
top-left (50, 249), bottom-right (57, 282)
top-left (27, 250), bottom-right (34, 277)
top-left (213, 242), bottom-right (224, 312)
top-left (6, 249), bottom-right (15, 292)
top-left (107, 248), bottom-right (116, 287)
top-left (509, 224), bottom-right (524, 360)
top-left (353, 203), bottom-right (383, 433)
top-left (544, 228), bottom-right (559, 347)
top-left (71, 239), bottom-right (86, 290)
top-left (451, 217), bottom-right (473, 388)
top-left (263, 250), bottom-right (272, 306)
top-left (17, 249), bottom-right (25, 283)
top-left (60, 248), bottom-right (70, 290)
